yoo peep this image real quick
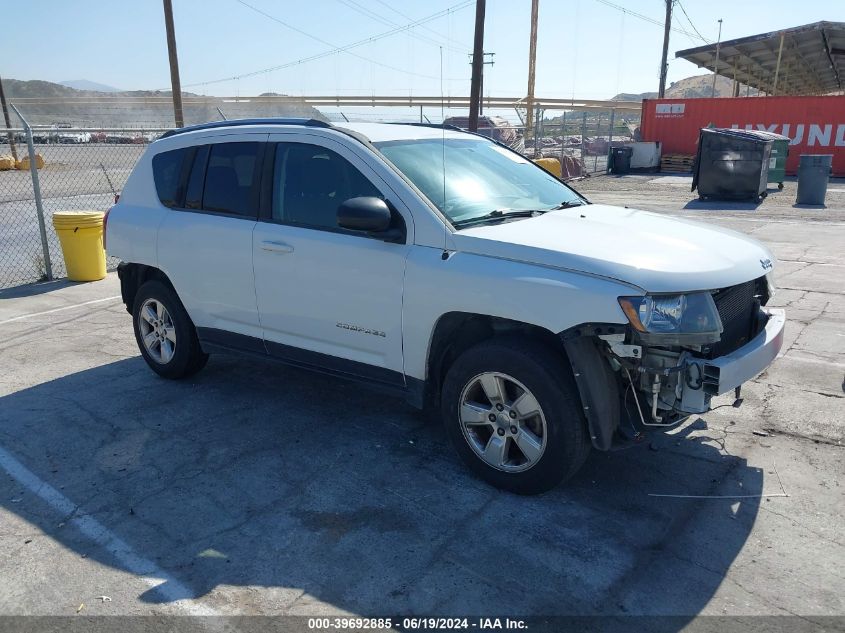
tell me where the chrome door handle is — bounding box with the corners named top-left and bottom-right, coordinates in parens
top-left (260, 240), bottom-right (294, 253)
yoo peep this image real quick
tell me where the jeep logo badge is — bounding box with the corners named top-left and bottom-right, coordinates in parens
top-left (760, 258), bottom-right (773, 271)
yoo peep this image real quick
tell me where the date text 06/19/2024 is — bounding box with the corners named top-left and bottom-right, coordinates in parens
top-left (307, 617), bottom-right (528, 630)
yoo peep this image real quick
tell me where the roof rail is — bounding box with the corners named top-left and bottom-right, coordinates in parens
top-left (387, 122), bottom-right (464, 132)
top-left (160, 118), bottom-right (332, 139)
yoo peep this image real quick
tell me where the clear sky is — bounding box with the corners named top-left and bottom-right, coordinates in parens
top-left (4, 0), bottom-right (841, 100)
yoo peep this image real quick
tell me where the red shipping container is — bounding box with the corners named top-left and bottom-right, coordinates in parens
top-left (640, 96), bottom-right (845, 176)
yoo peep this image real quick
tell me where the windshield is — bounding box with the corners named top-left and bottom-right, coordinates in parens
top-left (374, 137), bottom-right (586, 226)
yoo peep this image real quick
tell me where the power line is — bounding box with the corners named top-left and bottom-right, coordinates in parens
top-left (334, 0), bottom-right (469, 54)
top-left (591, 0), bottom-right (706, 42)
top-left (371, 0), bottom-right (470, 51)
top-left (337, 0), bottom-right (401, 29)
top-left (181, 0), bottom-right (474, 88)
top-left (234, 0), bottom-right (471, 74)
top-left (675, 0), bottom-right (711, 44)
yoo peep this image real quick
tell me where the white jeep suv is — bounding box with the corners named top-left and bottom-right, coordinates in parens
top-left (107, 118), bottom-right (785, 494)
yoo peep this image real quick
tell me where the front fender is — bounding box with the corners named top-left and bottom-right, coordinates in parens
top-left (402, 246), bottom-right (636, 382)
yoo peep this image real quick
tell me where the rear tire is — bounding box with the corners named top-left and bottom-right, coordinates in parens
top-left (132, 280), bottom-right (208, 379)
top-left (441, 337), bottom-right (590, 494)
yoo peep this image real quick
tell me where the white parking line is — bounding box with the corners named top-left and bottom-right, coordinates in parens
top-left (0, 295), bottom-right (121, 326)
top-left (0, 445), bottom-right (218, 616)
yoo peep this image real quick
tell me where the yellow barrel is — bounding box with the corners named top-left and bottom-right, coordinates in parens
top-left (533, 157), bottom-right (561, 178)
top-left (52, 211), bottom-right (107, 282)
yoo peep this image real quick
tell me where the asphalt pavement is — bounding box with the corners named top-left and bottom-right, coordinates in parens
top-left (0, 174), bottom-right (842, 625)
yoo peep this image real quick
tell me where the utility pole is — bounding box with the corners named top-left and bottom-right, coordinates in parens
top-left (657, 0), bottom-right (672, 98)
top-left (162, 0), bottom-right (184, 128)
top-left (710, 18), bottom-right (723, 98)
top-left (468, 0), bottom-right (486, 132)
top-left (469, 52), bottom-right (495, 115)
top-left (0, 75), bottom-right (18, 162)
top-left (525, 0), bottom-right (539, 133)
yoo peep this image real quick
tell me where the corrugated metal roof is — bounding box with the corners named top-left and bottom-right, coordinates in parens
top-left (676, 21), bottom-right (845, 96)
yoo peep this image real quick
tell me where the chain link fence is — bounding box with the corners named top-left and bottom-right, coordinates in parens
top-left (524, 108), bottom-right (641, 177)
top-left (1, 101), bottom-right (639, 290)
top-left (1, 124), bottom-right (169, 289)
top-left (0, 134), bottom-right (48, 288)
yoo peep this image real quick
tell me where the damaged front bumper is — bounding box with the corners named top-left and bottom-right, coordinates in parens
top-left (565, 307), bottom-right (785, 449)
top-left (603, 307), bottom-right (786, 426)
top-left (645, 307), bottom-right (786, 417)
top-left (693, 307), bottom-right (785, 397)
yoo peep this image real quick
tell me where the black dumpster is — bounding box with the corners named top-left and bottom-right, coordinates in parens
top-left (692, 128), bottom-right (774, 201)
top-left (609, 146), bottom-right (633, 175)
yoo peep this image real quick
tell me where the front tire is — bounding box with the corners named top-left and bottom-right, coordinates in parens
top-left (441, 337), bottom-right (590, 494)
top-left (132, 280), bottom-right (208, 379)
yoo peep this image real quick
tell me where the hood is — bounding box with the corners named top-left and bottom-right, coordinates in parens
top-left (450, 204), bottom-right (773, 293)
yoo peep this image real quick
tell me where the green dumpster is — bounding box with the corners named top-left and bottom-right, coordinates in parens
top-left (750, 131), bottom-right (790, 189)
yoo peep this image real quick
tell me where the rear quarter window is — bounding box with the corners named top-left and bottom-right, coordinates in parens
top-left (152, 148), bottom-right (189, 208)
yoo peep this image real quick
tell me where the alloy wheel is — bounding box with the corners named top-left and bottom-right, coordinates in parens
top-left (458, 372), bottom-right (548, 472)
top-left (138, 298), bottom-right (177, 364)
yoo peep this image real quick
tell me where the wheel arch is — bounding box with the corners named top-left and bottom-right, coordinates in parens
top-left (424, 311), bottom-right (621, 451)
top-left (117, 262), bottom-right (176, 314)
top-left (424, 312), bottom-right (567, 409)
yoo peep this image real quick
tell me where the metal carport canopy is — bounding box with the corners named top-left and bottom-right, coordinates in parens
top-left (675, 21), bottom-right (844, 96)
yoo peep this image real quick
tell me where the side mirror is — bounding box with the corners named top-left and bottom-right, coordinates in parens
top-left (337, 196), bottom-right (392, 233)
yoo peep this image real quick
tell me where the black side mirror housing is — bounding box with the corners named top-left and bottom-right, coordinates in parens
top-left (337, 197), bottom-right (404, 243)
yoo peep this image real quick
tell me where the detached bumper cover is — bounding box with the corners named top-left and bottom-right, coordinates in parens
top-left (698, 308), bottom-right (785, 396)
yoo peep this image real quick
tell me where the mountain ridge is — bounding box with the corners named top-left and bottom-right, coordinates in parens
top-left (1, 78), bottom-right (325, 126)
top-left (613, 73), bottom-right (759, 100)
top-left (59, 79), bottom-right (122, 92)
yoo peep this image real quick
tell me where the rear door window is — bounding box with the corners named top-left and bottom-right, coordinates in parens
top-left (201, 142), bottom-right (261, 216)
top-left (152, 148), bottom-right (189, 208)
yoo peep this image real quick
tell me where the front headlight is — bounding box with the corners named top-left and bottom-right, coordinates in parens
top-left (618, 292), bottom-right (723, 345)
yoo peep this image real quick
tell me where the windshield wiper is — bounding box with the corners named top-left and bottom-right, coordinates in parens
top-left (548, 199), bottom-right (588, 210)
top-left (453, 208), bottom-right (544, 228)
